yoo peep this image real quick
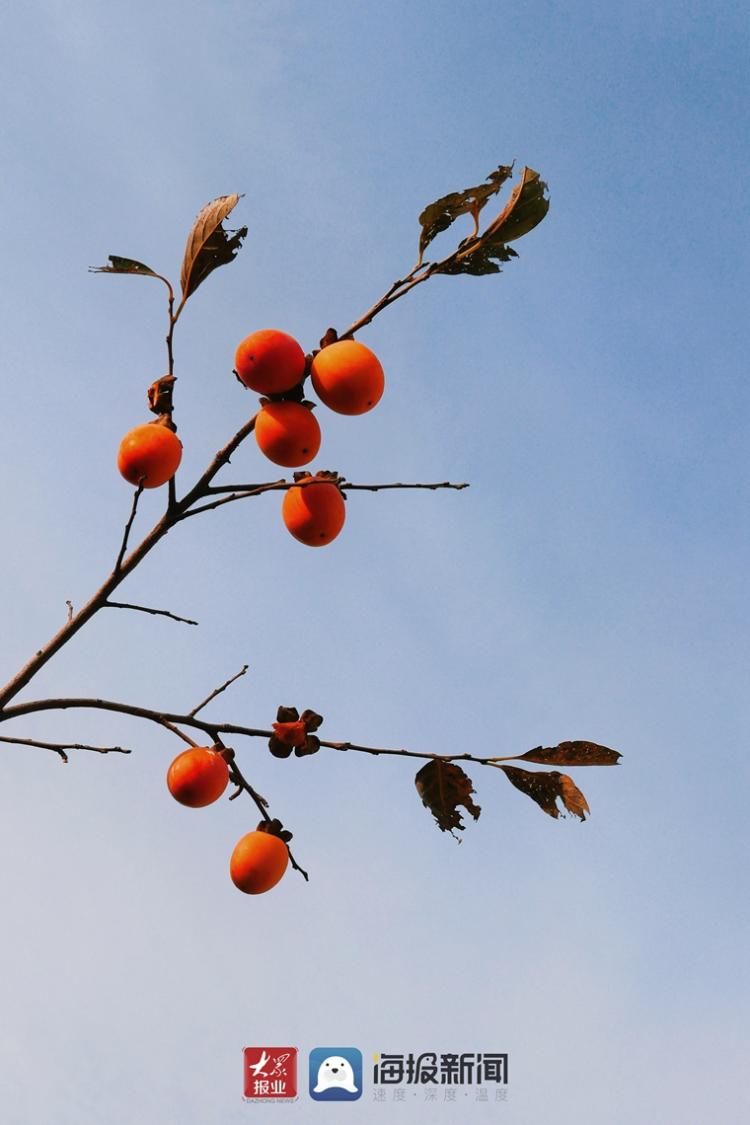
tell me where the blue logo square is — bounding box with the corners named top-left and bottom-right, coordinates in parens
top-left (309, 1047), bottom-right (362, 1101)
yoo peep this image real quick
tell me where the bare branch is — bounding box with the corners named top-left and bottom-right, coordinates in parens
top-left (205, 479), bottom-right (470, 495)
top-left (0, 415), bottom-right (260, 711)
top-left (115, 483), bottom-right (144, 572)
top-left (183, 478), bottom-right (469, 519)
top-left (181, 479), bottom-right (285, 519)
top-left (338, 267), bottom-right (436, 339)
top-left (0, 698), bottom-right (509, 772)
top-left (0, 734), bottom-right (132, 762)
top-left (190, 665), bottom-right (249, 717)
top-left (105, 601), bottom-right (199, 626)
top-left (341, 480), bottom-right (469, 493)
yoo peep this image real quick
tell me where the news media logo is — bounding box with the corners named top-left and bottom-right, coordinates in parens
top-left (243, 1046), bottom-right (298, 1101)
top-left (309, 1047), bottom-right (363, 1101)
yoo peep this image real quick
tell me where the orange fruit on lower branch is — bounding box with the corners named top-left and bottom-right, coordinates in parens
top-left (281, 476), bottom-right (346, 546)
top-left (310, 339), bottom-right (384, 415)
top-left (167, 746), bottom-right (229, 808)
top-left (235, 329), bottom-right (306, 395)
top-left (255, 401), bottom-right (321, 467)
top-left (230, 830), bottom-right (289, 894)
top-left (118, 423), bottom-right (183, 488)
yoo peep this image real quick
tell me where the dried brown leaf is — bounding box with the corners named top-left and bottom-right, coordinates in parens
top-left (517, 741), bottom-right (621, 767)
top-left (439, 166), bottom-right (549, 276)
top-left (147, 374), bottom-right (177, 416)
top-left (499, 765), bottom-right (589, 821)
top-left (180, 194), bottom-right (247, 302)
top-left (417, 165), bottom-right (514, 263)
top-left (415, 760), bottom-right (481, 836)
top-left (89, 255), bottom-right (159, 277)
top-left (481, 166), bottom-right (549, 244)
top-left (559, 774), bottom-right (590, 819)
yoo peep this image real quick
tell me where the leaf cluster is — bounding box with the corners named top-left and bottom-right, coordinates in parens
top-left (418, 165), bottom-right (549, 275)
top-left (416, 742), bottom-right (620, 836)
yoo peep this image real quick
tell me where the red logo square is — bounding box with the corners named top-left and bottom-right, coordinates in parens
top-left (243, 1047), bottom-right (298, 1100)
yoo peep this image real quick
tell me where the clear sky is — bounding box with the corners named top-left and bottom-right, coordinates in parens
top-left (0, 1), bottom-right (748, 1122)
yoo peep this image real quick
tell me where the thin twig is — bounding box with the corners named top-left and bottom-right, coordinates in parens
top-left (184, 478), bottom-right (469, 519)
top-left (341, 480), bottom-right (469, 492)
top-left (204, 479), bottom-right (469, 495)
top-left (0, 734), bottom-right (131, 762)
top-left (190, 665), bottom-right (249, 718)
top-left (160, 721), bottom-right (199, 747)
top-left (105, 601), bottom-right (199, 626)
top-left (115, 484), bottom-right (144, 572)
top-left (181, 480), bottom-right (285, 519)
top-left (338, 267), bottom-right (435, 339)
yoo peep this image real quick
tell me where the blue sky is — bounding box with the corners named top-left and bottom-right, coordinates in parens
top-left (0, 1), bottom-right (748, 1121)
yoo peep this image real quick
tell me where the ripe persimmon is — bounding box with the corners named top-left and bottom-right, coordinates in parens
top-left (230, 830), bottom-right (289, 894)
top-left (117, 423), bottom-right (183, 488)
top-left (255, 401), bottom-right (321, 468)
top-left (167, 746), bottom-right (229, 808)
top-left (310, 339), bottom-right (384, 415)
top-left (281, 476), bottom-right (346, 546)
top-left (235, 329), bottom-right (306, 395)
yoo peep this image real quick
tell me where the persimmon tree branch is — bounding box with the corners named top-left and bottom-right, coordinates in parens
top-left (181, 478), bottom-right (469, 519)
top-left (189, 665), bottom-right (249, 717)
top-left (0, 734), bottom-right (132, 762)
top-left (3, 174), bottom-right (612, 871)
top-left (115, 483), bottom-right (144, 572)
top-left (339, 265), bottom-right (437, 339)
top-left (104, 602), bottom-right (199, 626)
top-left (0, 414), bottom-right (261, 711)
top-left (0, 695), bottom-right (585, 771)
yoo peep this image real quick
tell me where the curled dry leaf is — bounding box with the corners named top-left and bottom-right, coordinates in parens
top-left (89, 255), bottom-right (160, 277)
top-left (439, 167), bottom-right (549, 277)
top-left (499, 765), bottom-right (589, 821)
top-left (481, 166), bottom-right (550, 245)
top-left (180, 193), bottom-right (247, 302)
top-left (517, 741), bottom-right (621, 767)
top-left (415, 760), bottom-right (481, 836)
top-left (147, 375), bottom-right (177, 416)
top-left (417, 164), bottom-right (514, 264)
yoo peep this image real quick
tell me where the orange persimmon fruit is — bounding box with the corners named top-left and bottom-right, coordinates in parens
top-left (166, 746), bottom-right (229, 808)
top-left (234, 329), bottom-right (306, 395)
top-left (230, 830), bottom-right (289, 894)
top-left (310, 339), bottom-right (384, 415)
top-left (281, 476), bottom-right (346, 546)
top-left (255, 401), bottom-right (321, 468)
top-left (117, 423), bottom-right (182, 488)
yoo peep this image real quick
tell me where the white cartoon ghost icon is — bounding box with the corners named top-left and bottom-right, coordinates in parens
top-left (313, 1055), bottom-right (358, 1093)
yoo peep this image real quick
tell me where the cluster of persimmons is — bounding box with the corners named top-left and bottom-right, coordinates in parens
top-left (116, 328), bottom-right (384, 548)
top-left (165, 720), bottom-right (311, 894)
top-left (115, 330), bottom-right (384, 891)
top-left (166, 745), bottom-right (289, 894)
